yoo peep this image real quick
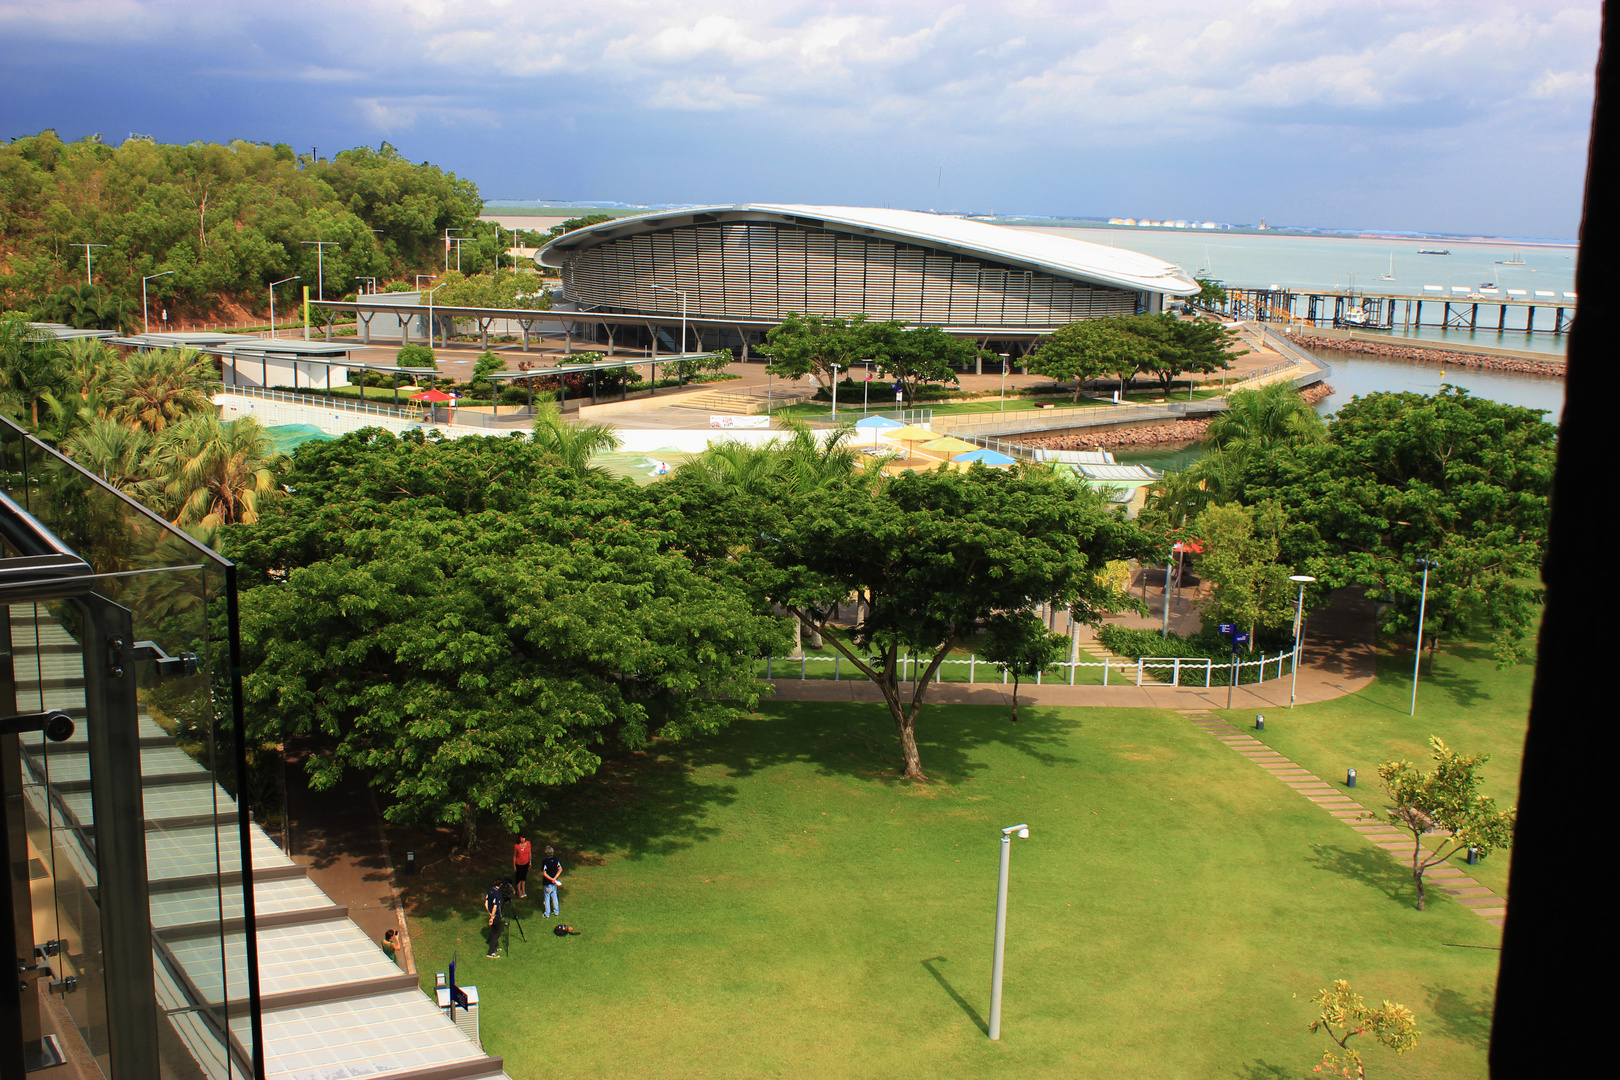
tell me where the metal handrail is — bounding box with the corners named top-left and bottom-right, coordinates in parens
top-left (218, 385), bottom-right (415, 420)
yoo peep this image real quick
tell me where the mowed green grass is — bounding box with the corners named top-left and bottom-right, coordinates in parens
top-left (403, 702), bottom-right (1500, 1079)
top-left (1208, 633), bottom-right (1533, 901)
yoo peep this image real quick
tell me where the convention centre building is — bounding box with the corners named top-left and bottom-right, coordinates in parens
top-left (536, 204), bottom-right (1200, 356)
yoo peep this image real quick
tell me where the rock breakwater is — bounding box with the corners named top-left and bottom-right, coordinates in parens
top-left (1293, 334), bottom-right (1565, 377)
top-left (1019, 382), bottom-right (1334, 450)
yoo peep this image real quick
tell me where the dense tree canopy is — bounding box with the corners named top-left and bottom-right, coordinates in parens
top-left (225, 430), bottom-right (788, 846)
top-left (1027, 313), bottom-right (1241, 399)
top-left (1, 132), bottom-right (481, 321)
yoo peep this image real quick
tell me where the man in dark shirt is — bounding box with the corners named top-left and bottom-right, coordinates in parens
top-left (541, 846), bottom-right (563, 918)
top-left (483, 881), bottom-right (505, 958)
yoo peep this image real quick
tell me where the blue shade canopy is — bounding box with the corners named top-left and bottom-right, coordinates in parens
top-left (854, 415), bottom-right (904, 429)
top-left (953, 448), bottom-right (1018, 465)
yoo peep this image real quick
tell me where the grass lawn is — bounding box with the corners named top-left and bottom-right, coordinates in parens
top-left (399, 701), bottom-right (1500, 1079)
top-left (1207, 633), bottom-right (1533, 902)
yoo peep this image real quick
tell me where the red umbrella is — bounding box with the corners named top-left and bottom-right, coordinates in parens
top-left (412, 389), bottom-right (457, 402)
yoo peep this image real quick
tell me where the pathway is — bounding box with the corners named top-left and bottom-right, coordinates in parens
top-left (1174, 708), bottom-right (1507, 927)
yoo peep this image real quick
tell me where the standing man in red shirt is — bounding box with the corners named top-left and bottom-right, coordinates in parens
top-left (512, 834), bottom-right (532, 899)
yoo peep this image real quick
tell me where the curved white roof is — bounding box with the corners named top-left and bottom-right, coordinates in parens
top-left (539, 204), bottom-right (1199, 296)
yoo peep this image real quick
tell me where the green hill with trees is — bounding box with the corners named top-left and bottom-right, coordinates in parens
top-left (0, 132), bottom-right (486, 327)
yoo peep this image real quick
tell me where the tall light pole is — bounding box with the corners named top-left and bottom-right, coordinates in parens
top-left (1410, 559), bottom-right (1439, 716)
top-left (301, 240), bottom-right (338, 300)
top-left (1000, 358), bottom-right (1008, 411)
top-left (829, 362), bottom-right (841, 417)
top-left (650, 284), bottom-right (689, 379)
top-left (444, 228), bottom-right (462, 272)
top-left (425, 282), bottom-right (447, 352)
top-left (449, 236), bottom-right (469, 272)
top-left (988, 823), bottom-right (1030, 1041)
top-left (141, 270), bottom-right (174, 333)
top-left (79, 243), bottom-right (107, 284)
top-left (269, 276), bottom-right (300, 340)
top-left (1288, 574), bottom-right (1316, 707)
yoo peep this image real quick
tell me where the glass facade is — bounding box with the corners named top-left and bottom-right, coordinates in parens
top-left (562, 220), bottom-right (1141, 327)
top-left (1, 416), bottom-right (263, 1079)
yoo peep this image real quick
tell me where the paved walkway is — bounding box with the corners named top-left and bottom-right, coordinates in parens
top-left (283, 738), bottom-right (416, 973)
top-left (1174, 707), bottom-right (1506, 927)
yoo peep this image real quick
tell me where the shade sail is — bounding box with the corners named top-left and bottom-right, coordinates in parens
top-left (921, 436), bottom-right (977, 453)
top-left (882, 425), bottom-right (936, 442)
top-left (412, 389), bottom-right (457, 402)
top-left (953, 448), bottom-right (1018, 466)
top-left (854, 415), bottom-right (904, 430)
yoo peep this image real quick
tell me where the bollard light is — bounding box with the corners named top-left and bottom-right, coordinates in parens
top-left (406, 850), bottom-right (418, 875)
top-left (988, 823), bottom-right (1031, 1041)
top-left (1255, 714), bottom-right (1265, 731)
top-left (1346, 768), bottom-right (1357, 788)
top-left (1467, 846), bottom-right (1479, 865)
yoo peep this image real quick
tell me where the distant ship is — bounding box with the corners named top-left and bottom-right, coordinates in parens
top-left (1496, 250), bottom-right (1526, 264)
top-left (1417, 248), bottom-right (1451, 255)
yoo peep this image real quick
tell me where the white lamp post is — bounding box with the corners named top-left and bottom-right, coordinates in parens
top-left (141, 271), bottom-right (174, 334)
top-left (79, 243), bottom-right (107, 284)
top-left (650, 284), bottom-right (688, 366)
top-left (425, 282), bottom-right (447, 351)
top-left (829, 362), bottom-right (841, 417)
top-left (988, 823), bottom-right (1030, 1041)
top-left (1288, 574), bottom-right (1316, 707)
top-left (1410, 559), bottom-right (1439, 716)
top-left (269, 276), bottom-right (300, 341)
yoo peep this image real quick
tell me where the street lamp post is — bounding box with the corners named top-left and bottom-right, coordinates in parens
top-left (269, 276), bottom-right (300, 341)
top-left (1000, 359), bottom-right (1008, 411)
top-left (79, 243), bottom-right (107, 284)
top-left (301, 240), bottom-right (337, 300)
top-left (830, 362), bottom-right (841, 417)
top-left (649, 284), bottom-right (689, 383)
top-left (988, 823), bottom-right (1030, 1041)
top-left (444, 228), bottom-right (462, 272)
top-left (1410, 559), bottom-right (1439, 716)
top-left (1288, 574), bottom-right (1316, 708)
top-left (141, 271), bottom-right (175, 334)
top-left (425, 282), bottom-right (447, 352)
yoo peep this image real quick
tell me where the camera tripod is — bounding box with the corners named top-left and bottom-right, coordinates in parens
top-left (501, 898), bottom-right (526, 951)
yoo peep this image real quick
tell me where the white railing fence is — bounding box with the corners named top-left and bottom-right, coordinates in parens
top-left (761, 647), bottom-right (1300, 687)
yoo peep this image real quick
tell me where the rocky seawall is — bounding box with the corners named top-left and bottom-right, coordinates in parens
top-left (1020, 382), bottom-right (1333, 451)
top-left (1293, 334), bottom-right (1565, 377)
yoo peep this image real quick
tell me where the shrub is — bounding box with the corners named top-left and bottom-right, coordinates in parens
top-left (397, 342), bottom-right (437, 370)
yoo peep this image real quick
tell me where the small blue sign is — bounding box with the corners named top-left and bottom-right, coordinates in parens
top-left (1234, 632), bottom-right (1250, 644)
top-left (1218, 623), bottom-right (1235, 635)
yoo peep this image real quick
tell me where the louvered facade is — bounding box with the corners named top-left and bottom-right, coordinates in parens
top-left (559, 221), bottom-right (1143, 329)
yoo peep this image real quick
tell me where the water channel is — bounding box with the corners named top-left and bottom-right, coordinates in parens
top-left (1115, 346), bottom-right (1565, 472)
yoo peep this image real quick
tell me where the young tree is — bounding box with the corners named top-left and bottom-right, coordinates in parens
top-left (758, 313), bottom-right (873, 388)
top-left (1193, 278), bottom-right (1228, 310)
top-left (1193, 500), bottom-right (1295, 648)
top-left (1027, 317), bottom-right (1156, 401)
top-left (531, 404), bottom-right (623, 478)
top-left (863, 322), bottom-right (976, 405)
top-left (1128, 314), bottom-right (1243, 396)
top-left (979, 611), bottom-right (1068, 722)
top-left (1377, 737), bottom-right (1516, 910)
top-left (1308, 980), bottom-right (1419, 1078)
top-left (762, 466), bottom-right (1144, 778)
top-left (396, 342), bottom-right (437, 370)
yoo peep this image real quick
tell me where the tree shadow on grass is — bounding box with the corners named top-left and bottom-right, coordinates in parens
top-left (1230, 1061), bottom-right (1292, 1080)
top-left (1425, 982), bottom-right (1494, 1051)
top-left (1309, 843), bottom-right (1415, 905)
top-left (398, 750), bottom-right (740, 924)
top-left (684, 699), bottom-right (1083, 788)
top-left (921, 956), bottom-right (987, 1034)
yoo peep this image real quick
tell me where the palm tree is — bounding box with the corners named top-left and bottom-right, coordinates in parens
top-left (66, 415), bottom-right (157, 496)
top-left (0, 313), bottom-right (70, 426)
top-left (675, 439), bottom-right (783, 495)
top-left (1204, 381), bottom-right (1327, 454)
top-left (105, 348), bottom-right (220, 434)
top-left (59, 336), bottom-right (118, 396)
top-left (151, 414), bottom-right (283, 527)
top-left (531, 405), bottom-right (623, 478)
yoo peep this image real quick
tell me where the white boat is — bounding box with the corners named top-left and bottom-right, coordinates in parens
top-left (1381, 252), bottom-right (1395, 281)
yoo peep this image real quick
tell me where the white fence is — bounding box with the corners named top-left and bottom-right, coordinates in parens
top-left (762, 647), bottom-right (1301, 687)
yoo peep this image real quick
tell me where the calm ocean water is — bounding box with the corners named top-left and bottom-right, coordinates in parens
top-left (1021, 225), bottom-right (1575, 356)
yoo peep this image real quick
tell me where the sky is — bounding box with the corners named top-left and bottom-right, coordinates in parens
top-left (0, 1), bottom-right (1602, 239)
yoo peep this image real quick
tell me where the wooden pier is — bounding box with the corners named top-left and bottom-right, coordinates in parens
top-left (1222, 287), bottom-right (1576, 336)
